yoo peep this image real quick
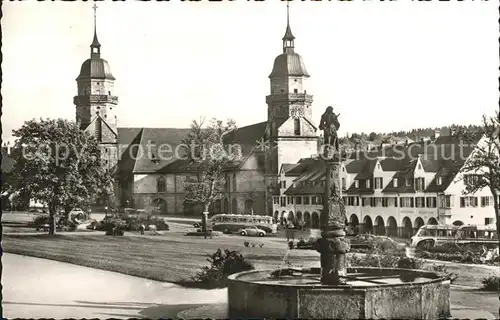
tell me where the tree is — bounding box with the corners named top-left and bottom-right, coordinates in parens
top-left (182, 118), bottom-right (238, 232)
top-left (368, 132), bottom-right (378, 141)
top-left (459, 111), bottom-right (500, 250)
top-left (10, 118), bottom-right (113, 235)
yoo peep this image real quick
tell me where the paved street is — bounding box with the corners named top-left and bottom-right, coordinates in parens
top-left (2, 253), bottom-right (226, 319)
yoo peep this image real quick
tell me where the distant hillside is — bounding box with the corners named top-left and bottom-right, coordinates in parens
top-left (338, 124), bottom-right (483, 150)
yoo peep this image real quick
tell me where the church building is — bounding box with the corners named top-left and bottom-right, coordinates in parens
top-left (74, 6), bottom-right (319, 216)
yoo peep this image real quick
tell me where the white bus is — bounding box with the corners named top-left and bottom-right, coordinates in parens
top-left (208, 214), bottom-right (278, 234)
top-left (410, 224), bottom-right (498, 250)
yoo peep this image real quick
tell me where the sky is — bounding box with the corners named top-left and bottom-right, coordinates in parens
top-left (2, 0), bottom-right (499, 144)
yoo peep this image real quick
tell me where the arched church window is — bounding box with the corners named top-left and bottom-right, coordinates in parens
top-left (157, 177), bottom-right (166, 193)
top-left (232, 174), bottom-right (237, 192)
top-left (294, 119), bottom-right (301, 136)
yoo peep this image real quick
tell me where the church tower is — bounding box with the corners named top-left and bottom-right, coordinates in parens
top-left (265, 4), bottom-right (318, 177)
top-left (74, 4), bottom-right (119, 171)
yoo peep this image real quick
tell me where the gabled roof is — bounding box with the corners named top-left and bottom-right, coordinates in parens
top-left (279, 133), bottom-right (477, 197)
top-left (116, 121), bottom-right (271, 175)
top-left (280, 163), bottom-right (299, 175)
top-left (379, 158), bottom-right (401, 171)
top-left (354, 159), bottom-right (377, 180)
top-left (425, 163), bottom-right (462, 193)
top-left (223, 121), bottom-right (267, 163)
top-left (285, 157), bottom-right (321, 177)
top-left (131, 128), bottom-right (192, 173)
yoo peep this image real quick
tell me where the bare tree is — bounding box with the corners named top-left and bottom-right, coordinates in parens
top-left (182, 117), bottom-right (238, 235)
top-left (459, 111), bottom-right (500, 249)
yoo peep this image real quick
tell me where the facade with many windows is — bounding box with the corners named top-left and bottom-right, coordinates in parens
top-left (272, 135), bottom-right (498, 238)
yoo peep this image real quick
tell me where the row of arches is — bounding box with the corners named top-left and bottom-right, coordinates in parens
top-left (348, 215), bottom-right (439, 238)
top-left (273, 210), bottom-right (320, 228)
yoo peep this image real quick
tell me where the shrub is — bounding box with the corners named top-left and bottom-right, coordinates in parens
top-left (32, 215), bottom-right (50, 226)
top-left (481, 275), bottom-right (500, 291)
top-left (191, 249), bottom-right (254, 288)
top-left (123, 215), bottom-right (169, 231)
top-left (423, 263), bottom-right (458, 283)
top-left (243, 241), bottom-right (250, 247)
top-left (288, 241), bottom-right (294, 250)
top-left (397, 257), bottom-right (424, 270)
top-left (349, 253), bottom-right (424, 270)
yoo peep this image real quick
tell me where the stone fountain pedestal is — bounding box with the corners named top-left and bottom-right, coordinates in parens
top-left (227, 267), bottom-right (451, 319)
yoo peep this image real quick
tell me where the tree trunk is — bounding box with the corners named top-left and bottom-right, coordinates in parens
top-left (202, 204), bottom-right (210, 239)
top-left (490, 188), bottom-right (500, 250)
top-left (48, 205), bottom-right (56, 236)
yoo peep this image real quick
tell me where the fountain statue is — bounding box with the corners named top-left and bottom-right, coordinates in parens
top-left (317, 105), bottom-right (350, 285)
top-left (226, 106), bottom-right (452, 319)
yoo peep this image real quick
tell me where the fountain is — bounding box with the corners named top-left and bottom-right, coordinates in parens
top-left (227, 106), bottom-right (452, 319)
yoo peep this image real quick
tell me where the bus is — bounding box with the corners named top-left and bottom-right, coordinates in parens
top-left (208, 214), bottom-right (278, 234)
top-left (410, 224), bottom-right (498, 250)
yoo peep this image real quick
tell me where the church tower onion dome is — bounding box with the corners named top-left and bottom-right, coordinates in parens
top-left (268, 6), bottom-right (309, 79)
top-left (76, 4), bottom-right (115, 81)
top-left (269, 52), bottom-right (309, 78)
top-left (77, 58), bottom-right (115, 80)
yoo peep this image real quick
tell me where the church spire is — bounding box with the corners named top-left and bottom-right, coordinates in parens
top-left (90, 3), bottom-right (101, 58)
top-left (282, 2), bottom-right (295, 53)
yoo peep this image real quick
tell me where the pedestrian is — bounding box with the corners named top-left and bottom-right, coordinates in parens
top-left (140, 223), bottom-right (145, 235)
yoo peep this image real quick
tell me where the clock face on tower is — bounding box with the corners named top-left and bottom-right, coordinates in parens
top-left (290, 106), bottom-right (304, 119)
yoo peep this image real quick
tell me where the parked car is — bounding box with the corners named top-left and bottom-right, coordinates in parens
top-left (238, 226), bottom-right (266, 237)
top-left (85, 219), bottom-right (98, 230)
top-left (69, 208), bottom-right (84, 215)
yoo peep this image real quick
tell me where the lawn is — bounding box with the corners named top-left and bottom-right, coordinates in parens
top-left (2, 233), bottom-right (495, 289)
top-left (2, 234), bottom-right (320, 284)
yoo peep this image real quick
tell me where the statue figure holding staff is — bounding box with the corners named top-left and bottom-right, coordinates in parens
top-left (318, 106), bottom-right (340, 156)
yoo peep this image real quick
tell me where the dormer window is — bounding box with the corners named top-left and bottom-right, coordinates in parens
top-left (355, 180), bottom-right (359, 188)
top-left (366, 179), bottom-right (371, 188)
top-left (377, 164), bottom-right (381, 170)
top-left (393, 178), bottom-right (398, 187)
top-left (417, 164), bottom-right (422, 170)
top-left (436, 177), bottom-right (443, 186)
top-left (406, 179), bottom-right (411, 186)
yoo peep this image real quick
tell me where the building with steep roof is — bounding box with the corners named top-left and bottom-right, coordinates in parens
top-left (273, 134), bottom-right (497, 237)
top-left (75, 5), bottom-right (318, 216)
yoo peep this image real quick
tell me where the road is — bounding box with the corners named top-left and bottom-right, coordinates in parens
top-left (2, 250), bottom-right (497, 319)
top-left (2, 253), bottom-right (226, 319)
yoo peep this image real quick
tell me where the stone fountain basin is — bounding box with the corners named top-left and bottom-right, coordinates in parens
top-left (228, 267), bottom-right (451, 319)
